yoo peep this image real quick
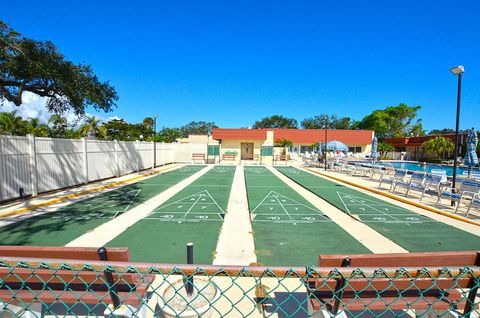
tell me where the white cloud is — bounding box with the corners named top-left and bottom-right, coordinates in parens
top-left (0, 92), bottom-right (109, 127)
top-left (106, 115), bottom-right (122, 122)
top-left (1, 92), bottom-right (56, 123)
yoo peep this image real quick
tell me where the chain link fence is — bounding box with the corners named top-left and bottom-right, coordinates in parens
top-left (1, 257), bottom-right (479, 317)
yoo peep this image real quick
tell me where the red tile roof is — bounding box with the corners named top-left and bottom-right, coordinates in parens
top-left (384, 133), bottom-right (473, 147)
top-left (212, 128), bottom-right (374, 144)
top-left (212, 129), bottom-right (267, 140)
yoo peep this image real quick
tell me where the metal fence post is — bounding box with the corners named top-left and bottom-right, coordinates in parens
top-left (136, 140), bottom-right (140, 172)
top-left (82, 138), bottom-right (88, 184)
top-left (27, 134), bottom-right (38, 196)
top-left (114, 140), bottom-right (119, 177)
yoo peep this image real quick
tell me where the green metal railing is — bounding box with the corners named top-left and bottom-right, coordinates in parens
top-left (1, 257), bottom-right (479, 317)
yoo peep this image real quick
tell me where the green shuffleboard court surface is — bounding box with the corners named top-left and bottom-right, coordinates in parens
top-left (107, 165), bottom-right (235, 263)
top-left (276, 167), bottom-right (480, 252)
top-left (244, 166), bottom-right (370, 266)
top-left (0, 165), bottom-right (204, 246)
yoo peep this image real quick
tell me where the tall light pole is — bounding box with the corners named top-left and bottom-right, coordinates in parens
top-left (153, 114), bottom-right (159, 167)
top-left (324, 115), bottom-right (328, 171)
top-left (449, 66), bottom-right (464, 201)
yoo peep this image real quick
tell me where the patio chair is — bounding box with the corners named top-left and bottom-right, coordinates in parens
top-left (378, 169), bottom-right (407, 191)
top-left (339, 159), bottom-right (355, 174)
top-left (370, 165), bottom-right (387, 180)
top-left (436, 179), bottom-right (480, 213)
top-left (352, 163), bottom-right (370, 177)
top-left (396, 172), bottom-right (442, 202)
top-left (466, 193), bottom-right (480, 217)
top-left (413, 173), bottom-right (444, 202)
top-left (462, 171), bottom-right (480, 180)
top-left (392, 171), bottom-right (426, 196)
top-left (431, 169), bottom-right (448, 183)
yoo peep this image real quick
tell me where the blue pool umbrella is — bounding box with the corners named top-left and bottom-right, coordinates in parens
top-left (316, 142), bottom-right (323, 156)
top-left (324, 140), bottom-right (348, 152)
top-left (371, 136), bottom-right (379, 161)
top-left (464, 128), bottom-right (478, 175)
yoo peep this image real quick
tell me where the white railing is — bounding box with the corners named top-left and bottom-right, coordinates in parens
top-left (0, 135), bottom-right (208, 202)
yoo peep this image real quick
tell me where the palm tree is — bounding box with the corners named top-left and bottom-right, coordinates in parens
top-left (275, 139), bottom-right (293, 160)
top-left (48, 114), bottom-right (68, 137)
top-left (26, 117), bottom-right (49, 137)
top-left (0, 111), bottom-right (24, 135)
top-left (422, 137), bottom-right (455, 159)
top-left (143, 117), bottom-right (154, 128)
top-left (79, 116), bottom-right (106, 139)
top-left (378, 142), bottom-right (395, 158)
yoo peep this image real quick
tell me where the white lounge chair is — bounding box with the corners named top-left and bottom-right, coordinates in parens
top-left (392, 171), bottom-right (426, 196)
top-left (378, 170), bottom-right (407, 191)
top-left (436, 179), bottom-right (480, 213)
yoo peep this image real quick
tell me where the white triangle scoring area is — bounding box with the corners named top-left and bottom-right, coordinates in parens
top-left (149, 190), bottom-right (225, 223)
top-left (53, 189), bottom-right (142, 221)
top-left (336, 191), bottom-right (431, 224)
top-left (250, 191), bottom-right (329, 224)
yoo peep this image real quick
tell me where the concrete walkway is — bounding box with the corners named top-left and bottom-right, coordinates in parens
top-left (214, 166), bottom-right (257, 265)
top-left (67, 165), bottom-right (213, 247)
top-left (268, 166), bottom-right (408, 253)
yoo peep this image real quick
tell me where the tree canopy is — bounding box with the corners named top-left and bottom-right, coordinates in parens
top-left (301, 114), bottom-right (353, 129)
top-left (155, 127), bottom-right (183, 143)
top-left (422, 137), bottom-right (455, 159)
top-left (377, 142), bottom-right (396, 157)
top-left (252, 115), bottom-right (298, 129)
top-left (0, 20), bottom-right (118, 116)
top-left (353, 103), bottom-right (424, 139)
top-left (180, 121), bottom-right (218, 135)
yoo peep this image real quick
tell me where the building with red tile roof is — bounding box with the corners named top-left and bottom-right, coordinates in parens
top-left (212, 128), bottom-right (374, 162)
top-left (383, 132), bottom-right (478, 160)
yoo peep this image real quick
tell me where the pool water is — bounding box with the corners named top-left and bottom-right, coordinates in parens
top-left (375, 161), bottom-right (479, 176)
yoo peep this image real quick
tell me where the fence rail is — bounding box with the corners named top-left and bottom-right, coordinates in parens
top-left (0, 135), bottom-right (209, 202)
top-left (0, 257), bottom-right (479, 317)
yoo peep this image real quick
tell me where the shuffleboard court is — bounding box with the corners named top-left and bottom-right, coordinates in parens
top-left (107, 165), bottom-right (235, 263)
top-left (276, 167), bottom-right (480, 252)
top-left (244, 166), bottom-right (370, 266)
top-left (0, 165), bottom-right (204, 246)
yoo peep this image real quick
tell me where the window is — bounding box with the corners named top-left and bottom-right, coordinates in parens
top-left (300, 146), bottom-right (313, 154)
top-left (348, 146), bottom-right (362, 153)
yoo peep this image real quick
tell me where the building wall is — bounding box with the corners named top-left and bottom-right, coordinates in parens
top-left (219, 139), bottom-right (270, 164)
top-left (177, 135), bottom-right (219, 144)
top-left (289, 142), bottom-right (371, 154)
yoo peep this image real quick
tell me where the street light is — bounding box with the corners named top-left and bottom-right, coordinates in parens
top-left (153, 114), bottom-right (159, 167)
top-left (324, 115), bottom-right (328, 171)
top-left (449, 65), bottom-right (464, 205)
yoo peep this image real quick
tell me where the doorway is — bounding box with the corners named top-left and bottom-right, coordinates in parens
top-left (241, 143), bottom-right (254, 160)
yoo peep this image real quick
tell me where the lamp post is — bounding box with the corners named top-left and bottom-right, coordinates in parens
top-left (449, 65), bottom-right (464, 205)
top-left (153, 114), bottom-right (159, 167)
top-left (324, 115), bottom-right (328, 171)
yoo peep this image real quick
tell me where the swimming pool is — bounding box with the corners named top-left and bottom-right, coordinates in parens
top-left (374, 161), bottom-right (479, 176)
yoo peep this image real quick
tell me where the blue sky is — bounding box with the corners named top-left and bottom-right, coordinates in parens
top-left (3, 0), bottom-right (480, 131)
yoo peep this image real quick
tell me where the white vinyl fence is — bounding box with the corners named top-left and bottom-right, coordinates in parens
top-left (0, 135), bottom-right (207, 202)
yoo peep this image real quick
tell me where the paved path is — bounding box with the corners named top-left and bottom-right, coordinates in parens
top-left (214, 166), bottom-right (256, 265)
